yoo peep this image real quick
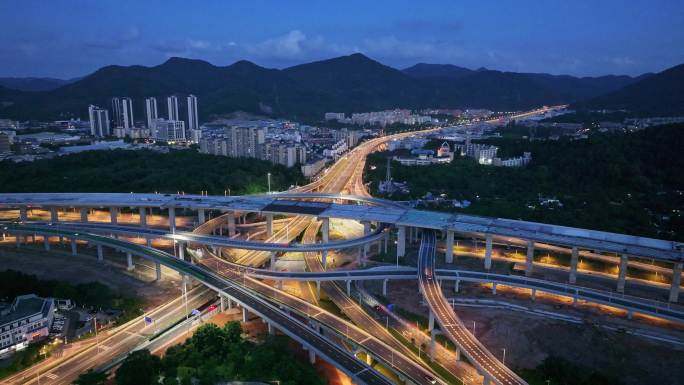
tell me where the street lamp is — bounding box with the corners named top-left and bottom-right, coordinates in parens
top-left (502, 348), bottom-right (506, 366)
top-left (267, 173), bottom-right (271, 194)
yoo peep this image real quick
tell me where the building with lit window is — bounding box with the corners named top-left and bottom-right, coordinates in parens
top-left (0, 295), bottom-right (54, 358)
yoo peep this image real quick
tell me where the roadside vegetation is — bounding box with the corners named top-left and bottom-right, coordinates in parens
top-left (517, 355), bottom-right (623, 385)
top-left (365, 124), bottom-right (683, 240)
top-left (0, 148), bottom-right (305, 195)
top-left (73, 322), bottom-right (325, 385)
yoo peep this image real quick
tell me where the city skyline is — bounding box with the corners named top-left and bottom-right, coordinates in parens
top-left (1, 1), bottom-right (683, 78)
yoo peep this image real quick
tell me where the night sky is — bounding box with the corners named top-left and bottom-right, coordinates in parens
top-left (1, 0), bottom-right (683, 78)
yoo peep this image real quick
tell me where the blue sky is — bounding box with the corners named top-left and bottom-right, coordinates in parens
top-left (1, 0), bottom-right (683, 78)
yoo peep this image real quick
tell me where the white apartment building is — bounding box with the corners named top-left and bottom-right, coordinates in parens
top-left (151, 119), bottom-right (185, 142)
top-left (0, 295), bottom-right (54, 358)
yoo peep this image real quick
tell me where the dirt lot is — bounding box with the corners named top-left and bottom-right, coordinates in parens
top-left (0, 241), bottom-right (180, 309)
top-left (371, 279), bottom-right (684, 385)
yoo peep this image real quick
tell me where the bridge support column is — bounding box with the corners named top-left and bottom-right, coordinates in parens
top-left (531, 288), bottom-right (536, 302)
top-left (430, 328), bottom-right (437, 358)
top-left (397, 226), bottom-right (406, 258)
top-left (270, 251), bottom-right (277, 270)
top-left (146, 237), bottom-right (152, 247)
top-left (242, 307), bottom-right (248, 323)
top-left (71, 239), bottom-right (77, 256)
top-left (525, 240), bottom-right (535, 276)
top-left (139, 207), bottom-right (147, 227)
top-left (617, 254), bottom-right (629, 293)
top-left (126, 252), bottom-right (134, 270)
top-left (362, 221), bottom-right (371, 256)
top-left (19, 206), bottom-right (28, 221)
top-left (569, 246), bottom-right (579, 284)
top-left (445, 230), bottom-right (454, 263)
top-left (80, 207), bottom-right (88, 222)
top-left (198, 209), bottom-right (206, 225)
top-left (15, 235), bottom-right (21, 247)
top-left (268, 322), bottom-right (274, 335)
top-left (321, 250), bottom-right (328, 269)
top-left (669, 262), bottom-right (682, 303)
top-left (454, 279), bottom-right (460, 293)
top-left (264, 213), bottom-right (273, 237)
top-left (484, 234), bottom-right (493, 270)
top-left (178, 242), bottom-right (185, 260)
top-left (346, 280), bottom-right (351, 296)
top-left (315, 281), bottom-right (321, 302)
top-left (382, 279), bottom-right (388, 296)
top-left (428, 310), bottom-right (434, 331)
top-left (97, 244), bottom-right (103, 262)
top-left (50, 207), bottom-right (58, 223)
top-left (492, 282), bottom-right (497, 294)
top-left (220, 296), bottom-right (226, 312)
top-left (109, 207), bottom-right (118, 224)
top-left (227, 213), bottom-right (236, 237)
top-left (383, 233), bottom-right (388, 254)
top-left (155, 262), bottom-right (161, 281)
top-left (454, 347), bottom-right (460, 361)
top-left (168, 207), bottom-right (176, 232)
top-left (43, 236), bottom-right (50, 251)
top-left (308, 349), bottom-right (316, 365)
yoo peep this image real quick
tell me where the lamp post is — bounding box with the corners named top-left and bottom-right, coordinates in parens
top-left (267, 173), bottom-right (271, 194)
top-left (502, 348), bottom-right (506, 366)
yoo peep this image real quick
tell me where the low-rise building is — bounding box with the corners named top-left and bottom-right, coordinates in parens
top-left (301, 157), bottom-right (327, 178)
top-left (0, 295), bottom-right (55, 358)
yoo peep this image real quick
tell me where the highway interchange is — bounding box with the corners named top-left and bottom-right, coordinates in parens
top-left (1, 108), bottom-right (682, 385)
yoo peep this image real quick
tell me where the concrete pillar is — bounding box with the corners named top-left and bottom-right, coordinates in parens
top-left (321, 250), bottom-right (328, 269)
top-left (178, 242), bottom-right (185, 260)
top-left (50, 207), bottom-right (58, 223)
top-left (268, 322), bottom-right (274, 335)
top-left (492, 282), bottom-right (497, 294)
top-left (227, 213), bottom-right (236, 237)
top-left (126, 252), bottom-right (134, 271)
top-left (362, 221), bottom-right (371, 256)
top-left (454, 279), bottom-right (460, 293)
top-left (430, 329), bottom-right (437, 358)
top-left (445, 230), bottom-right (454, 263)
top-left (43, 236), bottom-right (50, 251)
top-left (139, 207), bottom-right (147, 227)
top-left (484, 234), bottom-right (493, 270)
top-left (198, 209), bottom-right (206, 225)
top-left (270, 251), bottom-right (277, 270)
top-left (168, 208), bottom-right (176, 232)
top-left (242, 307), bottom-right (248, 323)
top-left (109, 207), bottom-right (117, 224)
top-left (531, 288), bottom-right (536, 302)
top-left (308, 349), bottom-right (316, 364)
top-left (382, 279), bottom-right (388, 296)
top-left (525, 240), bottom-right (535, 277)
top-left (617, 254), bottom-right (629, 293)
top-left (569, 246), bottom-right (579, 284)
top-left (97, 244), bottom-right (103, 261)
top-left (80, 208), bottom-right (88, 223)
top-left (71, 239), bottom-right (77, 256)
top-left (266, 213), bottom-right (273, 237)
top-left (428, 310), bottom-right (434, 331)
top-left (220, 296), bottom-right (226, 312)
top-left (483, 376), bottom-right (491, 385)
top-left (315, 281), bottom-right (321, 302)
top-left (383, 233), bottom-right (388, 254)
top-left (146, 237), bottom-right (152, 247)
top-left (669, 262), bottom-right (682, 303)
top-left (454, 348), bottom-right (460, 361)
top-left (346, 280), bottom-right (351, 296)
top-left (155, 262), bottom-right (161, 280)
top-left (397, 226), bottom-right (406, 258)
top-left (19, 206), bottom-right (28, 221)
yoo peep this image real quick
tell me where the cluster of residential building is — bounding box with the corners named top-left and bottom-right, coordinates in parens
top-left (88, 95), bottom-right (201, 143)
top-left (324, 109), bottom-right (434, 127)
top-left (199, 119), bottom-right (371, 175)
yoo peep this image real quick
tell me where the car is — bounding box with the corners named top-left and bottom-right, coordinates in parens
top-left (424, 375), bottom-right (438, 384)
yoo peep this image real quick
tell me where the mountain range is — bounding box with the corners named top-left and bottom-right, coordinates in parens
top-left (0, 53), bottom-right (680, 121)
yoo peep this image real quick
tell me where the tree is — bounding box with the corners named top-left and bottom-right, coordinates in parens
top-left (115, 350), bottom-right (161, 385)
top-left (73, 369), bottom-right (107, 385)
